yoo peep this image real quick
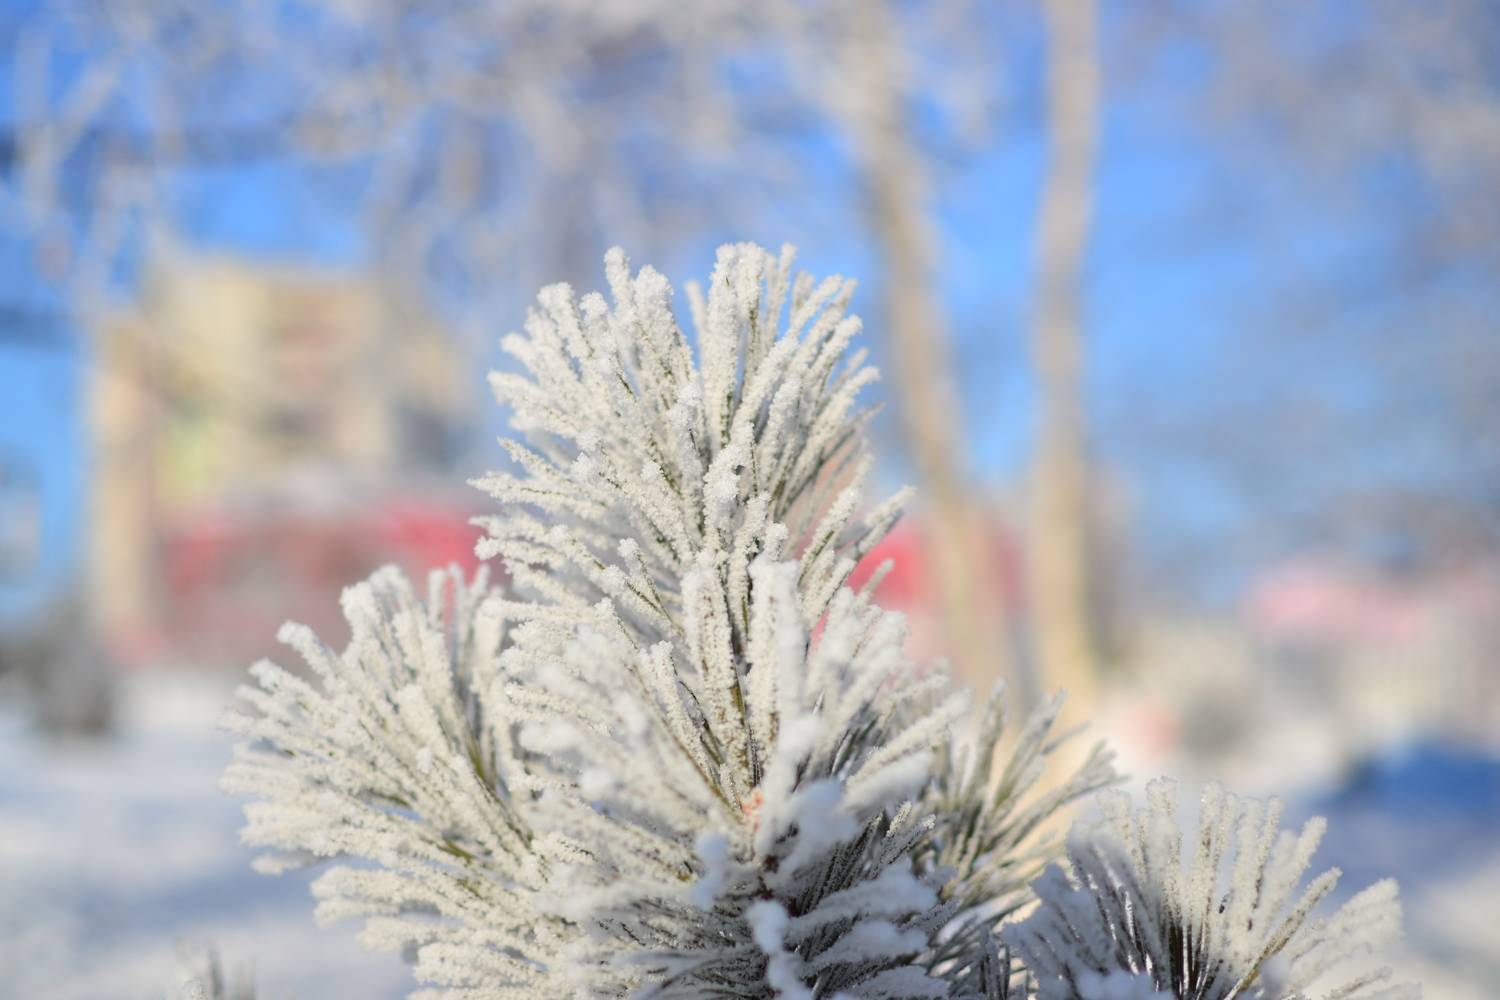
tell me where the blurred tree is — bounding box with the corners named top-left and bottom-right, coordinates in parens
top-left (770, 0), bottom-right (1004, 683)
top-left (1206, 0), bottom-right (1500, 566)
top-left (1116, 0), bottom-right (1500, 597)
top-left (2, 0), bottom-right (1017, 683)
top-left (1030, 0), bottom-right (1103, 708)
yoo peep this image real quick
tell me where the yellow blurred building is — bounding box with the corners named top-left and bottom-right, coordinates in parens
top-left (90, 254), bottom-right (474, 665)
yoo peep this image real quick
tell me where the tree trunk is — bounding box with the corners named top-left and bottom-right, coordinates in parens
top-left (1031, 0), bottom-right (1102, 712)
top-left (840, 3), bottom-right (1006, 686)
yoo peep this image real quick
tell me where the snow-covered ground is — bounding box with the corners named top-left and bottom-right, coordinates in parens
top-left (0, 672), bottom-right (409, 1000)
top-left (2, 670), bottom-right (1496, 999)
top-left (1297, 744), bottom-right (1500, 1000)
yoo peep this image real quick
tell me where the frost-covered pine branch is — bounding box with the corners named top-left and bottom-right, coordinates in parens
top-left (222, 566), bottom-right (559, 993)
top-left (1003, 779), bottom-right (1416, 1000)
top-left (224, 243), bottom-right (1118, 998)
top-left (473, 241), bottom-right (908, 638)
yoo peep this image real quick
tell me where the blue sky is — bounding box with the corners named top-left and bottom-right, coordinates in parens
top-left (0, 337), bottom-right (82, 622)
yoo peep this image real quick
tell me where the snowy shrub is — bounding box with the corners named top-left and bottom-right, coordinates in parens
top-left (222, 243), bottom-right (1410, 999)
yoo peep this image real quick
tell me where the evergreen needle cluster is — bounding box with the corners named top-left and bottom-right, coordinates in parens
top-left (217, 244), bottom-right (1412, 1000)
top-left (1004, 781), bottom-right (1415, 1000)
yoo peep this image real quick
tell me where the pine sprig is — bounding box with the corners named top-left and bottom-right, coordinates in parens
top-left (472, 243), bottom-right (905, 648)
top-left (1003, 779), bottom-right (1415, 1000)
top-left (221, 244), bottom-right (1410, 1000)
